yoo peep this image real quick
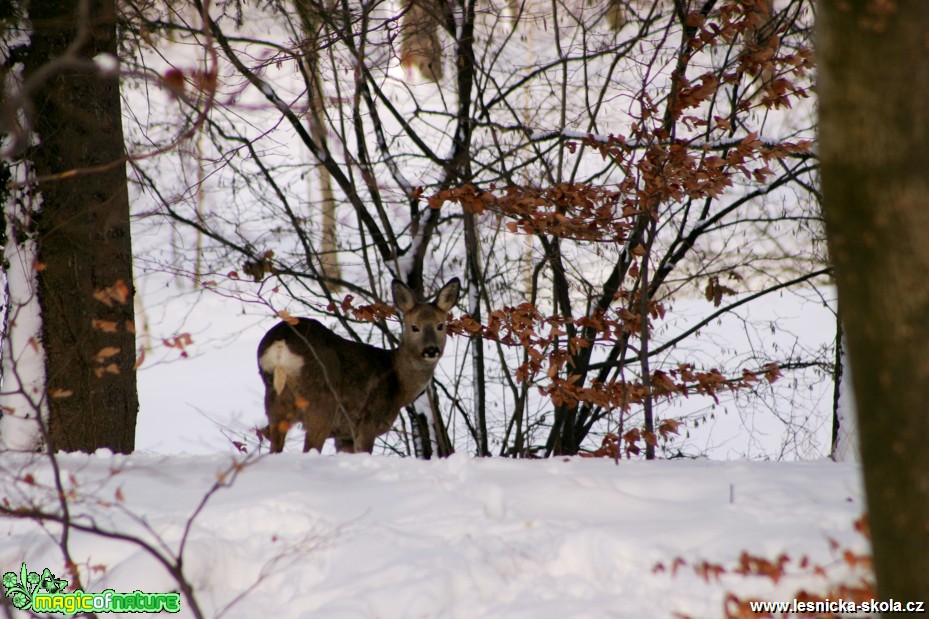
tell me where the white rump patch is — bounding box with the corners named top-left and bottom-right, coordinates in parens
top-left (259, 341), bottom-right (305, 395)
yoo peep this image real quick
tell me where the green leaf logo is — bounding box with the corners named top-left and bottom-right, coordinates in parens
top-left (1, 563), bottom-right (33, 610)
top-left (2, 563), bottom-right (70, 611)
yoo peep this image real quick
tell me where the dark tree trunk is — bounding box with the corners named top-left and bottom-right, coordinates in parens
top-left (818, 0), bottom-right (929, 601)
top-left (24, 0), bottom-right (138, 452)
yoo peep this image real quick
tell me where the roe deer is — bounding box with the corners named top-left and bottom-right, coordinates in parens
top-left (257, 277), bottom-right (460, 453)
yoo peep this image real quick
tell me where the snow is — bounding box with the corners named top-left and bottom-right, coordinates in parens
top-left (0, 161), bottom-right (47, 452)
top-left (92, 53), bottom-right (119, 77)
top-left (529, 128), bottom-right (612, 143)
top-left (1, 29), bottom-right (46, 451)
top-left (0, 451), bottom-right (868, 618)
top-left (832, 334), bottom-right (859, 462)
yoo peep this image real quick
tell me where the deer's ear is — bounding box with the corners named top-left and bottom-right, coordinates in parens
top-left (392, 279), bottom-right (417, 313)
top-left (434, 277), bottom-right (460, 312)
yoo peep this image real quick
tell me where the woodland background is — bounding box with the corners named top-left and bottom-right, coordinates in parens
top-left (5, 0), bottom-right (830, 458)
top-left (3, 0), bottom-right (929, 610)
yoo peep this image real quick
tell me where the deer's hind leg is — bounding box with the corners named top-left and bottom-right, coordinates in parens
top-left (264, 384), bottom-right (295, 453)
top-left (302, 401), bottom-right (336, 453)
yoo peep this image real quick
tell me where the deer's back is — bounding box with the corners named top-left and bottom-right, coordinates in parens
top-left (257, 318), bottom-right (398, 422)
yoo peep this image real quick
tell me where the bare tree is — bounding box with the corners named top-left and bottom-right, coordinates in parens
top-left (120, 0), bottom-right (827, 458)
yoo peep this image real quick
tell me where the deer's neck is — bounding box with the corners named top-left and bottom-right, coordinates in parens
top-left (391, 348), bottom-right (438, 405)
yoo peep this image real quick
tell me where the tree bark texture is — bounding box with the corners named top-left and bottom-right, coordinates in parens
top-left (24, 0), bottom-right (138, 452)
top-left (818, 0), bottom-right (929, 601)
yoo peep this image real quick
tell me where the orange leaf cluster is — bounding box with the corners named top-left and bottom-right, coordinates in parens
top-left (662, 516), bottom-right (876, 619)
top-left (498, 184), bottom-right (629, 242)
top-left (448, 303), bottom-right (654, 385)
top-left (91, 319), bottom-right (120, 333)
top-left (593, 420), bottom-right (682, 458)
top-left (447, 300), bottom-right (777, 415)
top-left (542, 362), bottom-right (780, 413)
top-left (698, 3), bottom-right (813, 111)
top-left (705, 275), bottom-right (738, 307)
top-left (634, 142), bottom-right (733, 206)
top-left (92, 346), bottom-right (121, 364)
top-left (277, 310), bottom-right (299, 326)
top-left (620, 428), bottom-right (655, 457)
top-left (429, 131), bottom-right (811, 255)
top-left (430, 183), bottom-right (630, 242)
top-left (326, 295), bottom-right (395, 322)
top-left (427, 184), bottom-right (494, 213)
top-left (675, 72), bottom-right (720, 111)
top-left (579, 432), bottom-right (620, 459)
top-left (161, 67), bottom-right (218, 98)
top-left (242, 250), bottom-right (276, 282)
top-left (93, 280), bottom-right (130, 307)
top-left (733, 552), bottom-right (790, 584)
top-left (163, 333), bottom-right (193, 359)
top-left (91, 346), bottom-right (121, 378)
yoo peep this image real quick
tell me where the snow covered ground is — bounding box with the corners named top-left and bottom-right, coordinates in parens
top-left (1, 451), bottom-right (869, 618)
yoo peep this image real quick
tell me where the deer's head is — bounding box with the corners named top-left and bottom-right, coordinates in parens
top-left (392, 277), bottom-right (461, 362)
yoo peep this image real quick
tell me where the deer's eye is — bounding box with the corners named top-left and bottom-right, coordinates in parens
top-left (411, 325), bottom-right (420, 333)
top-left (437, 323), bottom-right (445, 331)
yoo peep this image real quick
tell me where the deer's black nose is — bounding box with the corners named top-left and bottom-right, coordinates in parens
top-left (422, 346), bottom-right (441, 359)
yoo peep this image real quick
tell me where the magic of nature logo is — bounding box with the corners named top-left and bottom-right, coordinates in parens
top-left (2, 562), bottom-right (180, 614)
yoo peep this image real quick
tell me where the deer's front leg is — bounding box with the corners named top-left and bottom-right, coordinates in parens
top-left (333, 427), bottom-right (375, 453)
top-left (354, 425), bottom-right (378, 454)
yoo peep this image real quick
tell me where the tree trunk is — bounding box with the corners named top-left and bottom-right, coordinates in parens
top-left (293, 0), bottom-right (342, 289)
top-left (463, 209), bottom-right (488, 456)
top-left (818, 0), bottom-right (929, 600)
top-left (24, 0), bottom-right (138, 452)
top-left (830, 328), bottom-right (859, 462)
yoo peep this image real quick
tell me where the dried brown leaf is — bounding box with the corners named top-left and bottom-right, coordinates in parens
top-left (92, 319), bottom-right (119, 333)
top-left (93, 346), bottom-right (121, 363)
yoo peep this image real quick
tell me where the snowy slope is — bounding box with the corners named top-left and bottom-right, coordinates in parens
top-left (0, 453), bottom-right (869, 618)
